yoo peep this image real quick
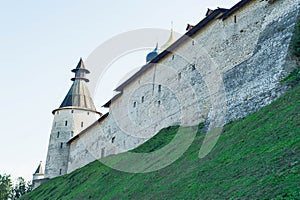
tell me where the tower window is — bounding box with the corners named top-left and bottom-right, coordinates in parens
top-left (57, 132), bottom-right (60, 138)
top-left (87, 112), bottom-right (90, 115)
top-left (191, 64), bottom-right (196, 71)
top-left (71, 110), bottom-right (74, 113)
top-left (133, 102), bottom-right (137, 108)
top-left (71, 131), bottom-right (74, 137)
top-left (60, 142), bottom-right (63, 148)
top-left (101, 148), bottom-right (105, 158)
top-left (178, 72), bottom-right (181, 80)
top-left (65, 121), bottom-right (68, 126)
top-left (59, 169), bottom-right (62, 175)
top-left (81, 122), bottom-right (84, 127)
top-left (192, 40), bottom-right (195, 46)
top-left (158, 100), bottom-right (161, 106)
top-left (141, 96), bottom-right (145, 103)
top-left (112, 136), bottom-right (116, 143)
top-left (158, 85), bottom-right (161, 92)
top-left (172, 55), bottom-right (175, 60)
top-left (234, 15), bottom-right (237, 23)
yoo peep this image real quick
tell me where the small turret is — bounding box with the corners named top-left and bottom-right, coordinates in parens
top-left (32, 161), bottom-right (45, 189)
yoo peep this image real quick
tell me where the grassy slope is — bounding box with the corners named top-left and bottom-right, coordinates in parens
top-left (22, 78), bottom-right (300, 199)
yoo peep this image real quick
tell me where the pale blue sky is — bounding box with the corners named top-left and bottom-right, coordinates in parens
top-left (0, 0), bottom-right (239, 181)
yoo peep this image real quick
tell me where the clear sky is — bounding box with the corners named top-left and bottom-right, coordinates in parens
top-left (0, 0), bottom-right (240, 181)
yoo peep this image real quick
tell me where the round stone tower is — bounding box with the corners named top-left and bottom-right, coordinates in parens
top-left (44, 58), bottom-right (101, 179)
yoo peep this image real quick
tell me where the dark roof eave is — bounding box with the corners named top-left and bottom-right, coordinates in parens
top-left (102, 92), bottom-right (123, 108)
top-left (103, 100), bottom-right (111, 108)
top-left (71, 68), bottom-right (90, 74)
top-left (67, 112), bottom-right (109, 144)
top-left (220, 0), bottom-right (254, 20)
top-left (115, 8), bottom-right (228, 92)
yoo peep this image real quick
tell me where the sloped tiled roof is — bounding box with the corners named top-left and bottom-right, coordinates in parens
top-left (59, 80), bottom-right (97, 111)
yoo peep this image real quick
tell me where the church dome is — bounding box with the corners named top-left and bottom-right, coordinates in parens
top-left (146, 44), bottom-right (158, 62)
top-left (160, 27), bottom-right (174, 52)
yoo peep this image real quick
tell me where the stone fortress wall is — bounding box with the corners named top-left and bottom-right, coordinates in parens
top-left (67, 0), bottom-right (300, 173)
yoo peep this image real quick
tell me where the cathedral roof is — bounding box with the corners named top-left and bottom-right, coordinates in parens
top-left (146, 44), bottom-right (159, 62)
top-left (53, 59), bottom-right (98, 113)
top-left (115, 8), bottom-right (229, 92)
top-left (160, 27), bottom-right (175, 52)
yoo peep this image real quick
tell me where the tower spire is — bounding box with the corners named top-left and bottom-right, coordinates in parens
top-left (71, 58), bottom-right (90, 82)
top-left (160, 22), bottom-right (175, 52)
top-left (54, 58), bottom-right (98, 113)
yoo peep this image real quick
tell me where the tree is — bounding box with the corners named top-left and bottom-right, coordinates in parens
top-left (0, 174), bottom-right (32, 200)
top-left (0, 174), bottom-right (12, 200)
top-left (11, 177), bottom-right (32, 200)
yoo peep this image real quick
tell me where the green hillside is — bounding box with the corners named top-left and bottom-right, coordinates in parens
top-left (22, 74), bottom-right (300, 199)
